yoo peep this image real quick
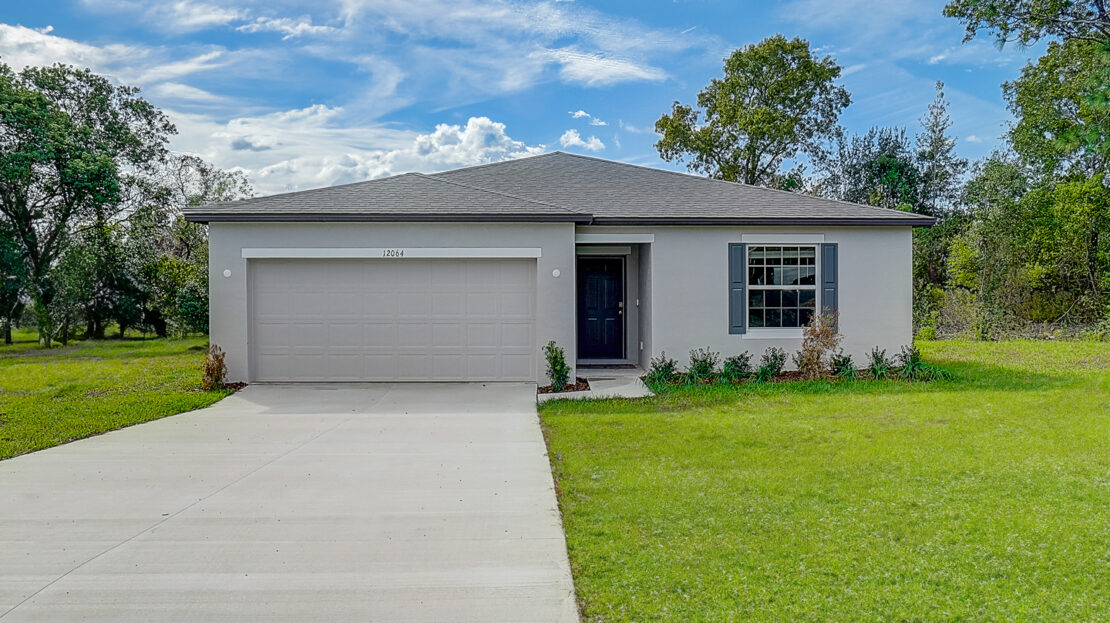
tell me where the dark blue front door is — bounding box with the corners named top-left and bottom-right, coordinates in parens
top-left (578, 257), bottom-right (624, 359)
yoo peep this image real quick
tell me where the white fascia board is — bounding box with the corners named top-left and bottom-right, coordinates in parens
top-left (575, 233), bottom-right (655, 243)
top-left (741, 234), bottom-right (825, 243)
top-left (241, 247), bottom-right (542, 259)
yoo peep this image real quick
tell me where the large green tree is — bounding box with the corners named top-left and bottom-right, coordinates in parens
top-left (944, 0), bottom-right (1110, 45)
top-left (0, 63), bottom-right (174, 345)
top-left (817, 127), bottom-right (922, 210)
top-left (654, 35), bottom-right (850, 186)
top-left (1004, 38), bottom-right (1110, 176)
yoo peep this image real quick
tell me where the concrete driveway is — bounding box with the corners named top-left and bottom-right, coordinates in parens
top-left (0, 384), bottom-right (578, 622)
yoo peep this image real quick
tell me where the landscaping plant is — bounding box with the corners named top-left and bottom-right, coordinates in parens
top-left (755, 347), bottom-right (787, 382)
top-left (683, 347), bottom-right (720, 385)
top-left (867, 346), bottom-right (894, 379)
top-left (897, 344), bottom-right (951, 381)
top-left (830, 350), bottom-right (859, 380)
top-left (720, 352), bottom-right (753, 383)
top-left (201, 344), bottom-right (228, 390)
top-left (791, 312), bottom-right (841, 379)
top-left (543, 340), bottom-right (571, 392)
top-left (645, 351), bottom-right (679, 387)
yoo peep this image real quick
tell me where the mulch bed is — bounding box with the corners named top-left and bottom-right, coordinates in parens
top-left (538, 377), bottom-right (591, 394)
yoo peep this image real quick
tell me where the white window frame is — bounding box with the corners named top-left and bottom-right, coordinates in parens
top-left (743, 244), bottom-right (821, 339)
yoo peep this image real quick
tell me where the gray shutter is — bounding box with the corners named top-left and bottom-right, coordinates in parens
top-left (821, 243), bottom-right (838, 317)
top-left (728, 243), bottom-right (746, 334)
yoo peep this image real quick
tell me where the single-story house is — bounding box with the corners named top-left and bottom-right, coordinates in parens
top-left (183, 151), bottom-right (933, 384)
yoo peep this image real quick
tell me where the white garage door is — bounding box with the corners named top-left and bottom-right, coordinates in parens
top-left (250, 259), bottom-right (536, 381)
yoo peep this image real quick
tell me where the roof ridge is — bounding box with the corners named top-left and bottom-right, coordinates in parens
top-left (411, 172), bottom-right (586, 215)
top-left (548, 151), bottom-right (930, 220)
top-left (424, 151), bottom-right (560, 178)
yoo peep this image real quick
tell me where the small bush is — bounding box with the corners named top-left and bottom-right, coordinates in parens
top-left (645, 351), bottom-right (679, 387)
top-left (754, 347), bottom-right (787, 383)
top-left (683, 347), bottom-right (720, 384)
top-left (201, 344), bottom-right (228, 390)
top-left (720, 352), bottom-right (753, 383)
top-left (543, 341), bottom-right (571, 392)
top-left (791, 312), bottom-right (841, 379)
top-left (916, 325), bottom-right (937, 341)
top-left (896, 345), bottom-right (951, 381)
top-left (867, 347), bottom-right (894, 379)
top-left (830, 350), bottom-right (859, 380)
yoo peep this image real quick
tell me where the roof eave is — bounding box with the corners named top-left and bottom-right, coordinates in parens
top-left (587, 216), bottom-right (937, 227)
top-left (183, 212), bottom-right (594, 224)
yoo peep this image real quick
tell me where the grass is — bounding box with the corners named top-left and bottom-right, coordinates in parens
top-left (540, 340), bottom-right (1110, 621)
top-left (0, 334), bottom-right (231, 460)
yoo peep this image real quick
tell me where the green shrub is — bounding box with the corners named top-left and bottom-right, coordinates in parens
top-left (916, 325), bottom-right (937, 341)
top-left (543, 341), bottom-right (570, 391)
top-left (830, 350), bottom-right (859, 380)
top-left (720, 352), bottom-right (753, 383)
top-left (754, 347), bottom-right (787, 383)
top-left (896, 345), bottom-right (951, 381)
top-left (867, 347), bottom-right (894, 379)
top-left (683, 347), bottom-right (720, 385)
top-left (645, 351), bottom-right (679, 387)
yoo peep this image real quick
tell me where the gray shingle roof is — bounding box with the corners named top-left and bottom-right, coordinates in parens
top-left (184, 151), bottom-right (934, 226)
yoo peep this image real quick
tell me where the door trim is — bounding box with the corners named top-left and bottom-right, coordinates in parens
top-left (576, 255), bottom-right (626, 360)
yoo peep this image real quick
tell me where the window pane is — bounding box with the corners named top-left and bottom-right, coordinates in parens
top-left (782, 289), bottom-right (799, 307)
top-left (748, 290), bottom-right (765, 308)
top-left (766, 290), bottom-right (781, 307)
top-left (783, 308), bottom-right (799, 327)
top-left (749, 247), bottom-right (765, 264)
top-left (799, 289), bottom-right (816, 308)
top-left (799, 267), bottom-right (816, 286)
top-left (783, 267), bottom-right (799, 285)
top-left (767, 309), bottom-right (782, 327)
top-left (749, 267), bottom-right (764, 285)
top-left (799, 308), bottom-right (814, 326)
top-left (749, 309), bottom-right (764, 328)
top-left (765, 247), bottom-right (782, 265)
top-left (783, 247), bottom-right (799, 265)
top-left (799, 246), bottom-right (816, 260)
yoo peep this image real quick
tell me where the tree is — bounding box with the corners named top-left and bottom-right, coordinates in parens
top-left (126, 154), bottom-right (252, 337)
top-left (817, 127), bottom-right (922, 210)
top-left (0, 221), bottom-right (24, 344)
top-left (0, 63), bottom-right (174, 346)
top-left (944, 0), bottom-right (1110, 45)
top-left (654, 35), bottom-right (850, 186)
top-left (1004, 38), bottom-right (1110, 177)
top-left (917, 82), bottom-right (969, 215)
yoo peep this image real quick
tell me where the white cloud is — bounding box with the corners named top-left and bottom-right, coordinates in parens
top-left (147, 82), bottom-right (230, 103)
top-left (569, 109), bottom-right (607, 125)
top-left (540, 48), bottom-right (666, 86)
top-left (0, 23), bottom-right (139, 73)
top-left (237, 16), bottom-right (337, 39)
top-left (559, 129), bottom-right (604, 151)
top-left (618, 119), bottom-right (653, 134)
top-left (81, 0), bottom-right (244, 32)
top-left (966, 135), bottom-right (984, 143)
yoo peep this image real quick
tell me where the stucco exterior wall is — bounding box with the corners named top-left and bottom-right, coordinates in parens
top-left (208, 222), bottom-right (577, 383)
top-left (577, 225), bottom-right (914, 369)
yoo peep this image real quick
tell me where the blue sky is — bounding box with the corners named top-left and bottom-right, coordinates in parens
top-left (1, 1), bottom-right (1042, 195)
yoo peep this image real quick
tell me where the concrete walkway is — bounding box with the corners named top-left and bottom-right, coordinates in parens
top-left (0, 384), bottom-right (578, 622)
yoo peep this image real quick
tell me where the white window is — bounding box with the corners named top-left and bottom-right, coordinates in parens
top-left (747, 245), bottom-right (818, 329)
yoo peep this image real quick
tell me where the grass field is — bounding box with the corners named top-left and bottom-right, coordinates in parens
top-left (0, 335), bottom-right (231, 460)
top-left (540, 340), bottom-right (1110, 621)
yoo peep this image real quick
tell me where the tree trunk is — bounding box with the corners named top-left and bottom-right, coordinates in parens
top-left (3, 319), bottom-right (10, 345)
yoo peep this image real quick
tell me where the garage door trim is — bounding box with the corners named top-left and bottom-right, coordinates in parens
top-left (242, 247), bottom-right (542, 259)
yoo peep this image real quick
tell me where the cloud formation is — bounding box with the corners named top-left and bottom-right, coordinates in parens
top-left (559, 129), bottom-right (605, 151)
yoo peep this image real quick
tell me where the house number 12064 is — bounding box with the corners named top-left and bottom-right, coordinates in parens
top-left (382, 249), bottom-right (404, 257)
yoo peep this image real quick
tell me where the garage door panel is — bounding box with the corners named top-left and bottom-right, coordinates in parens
top-left (251, 259), bottom-right (535, 381)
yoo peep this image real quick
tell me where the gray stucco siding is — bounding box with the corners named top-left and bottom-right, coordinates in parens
top-left (208, 222), bottom-right (576, 383)
top-left (577, 225), bottom-right (913, 369)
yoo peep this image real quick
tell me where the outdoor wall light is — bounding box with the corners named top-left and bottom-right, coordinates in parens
top-left (223, 269), bottom-right (232, 278)
top-left (552, 268), bottom-right (561, 278)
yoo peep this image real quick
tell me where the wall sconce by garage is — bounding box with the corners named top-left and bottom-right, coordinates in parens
top-left (552, 269), bottom-right (561, 278)
top-left (223, 269), bottom-right (232, 278)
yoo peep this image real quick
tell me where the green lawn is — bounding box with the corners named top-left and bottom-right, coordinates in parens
top-left (0, 336), bottom-right (231, 460)
top-left (540, 340), bottom-right (1110, 621)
